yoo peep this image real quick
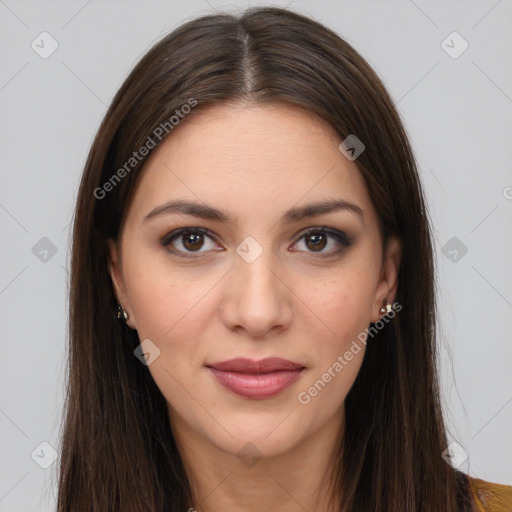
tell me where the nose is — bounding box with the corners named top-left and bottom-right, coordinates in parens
top-left (220, 251), bottom-right (293, 338)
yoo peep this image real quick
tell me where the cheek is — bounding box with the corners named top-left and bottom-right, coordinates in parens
top-left (292, 266), bottom-right (377, 405)
top-left (124, 254), bottom-right (219, 344)
top-left (298, 265), bottom-right (378, 345)
top-left (124, 260), bottom-right (217, 410)
top-left (294, 293), bottom-right (369, 418)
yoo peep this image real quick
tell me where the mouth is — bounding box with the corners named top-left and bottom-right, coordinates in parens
top-left (205, 357), bottom-right (305, 399)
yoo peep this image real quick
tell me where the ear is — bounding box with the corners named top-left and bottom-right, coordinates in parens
top-left (370, 236), bottom-right (402, 323)
top-left (107, 238), bottom-right (136, 329)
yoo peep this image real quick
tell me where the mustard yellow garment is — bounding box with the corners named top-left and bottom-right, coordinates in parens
top-left (468, 476), bottom-right (512, 511)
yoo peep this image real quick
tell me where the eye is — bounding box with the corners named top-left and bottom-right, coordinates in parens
top-left (161, 228), bottom-right (220, 258)
top-left (161, 226), bottom-right (352, 259)
top-left (291, 227), bottom-right (352, 256)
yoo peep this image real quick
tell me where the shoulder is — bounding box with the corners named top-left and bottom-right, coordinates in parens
top-left (468, 476), bottom-right (512, 511)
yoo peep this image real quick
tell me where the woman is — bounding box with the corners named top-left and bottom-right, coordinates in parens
top-left (57, 6), bottom-right (512, 511)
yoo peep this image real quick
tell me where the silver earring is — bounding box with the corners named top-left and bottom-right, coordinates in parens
top-left (115, 304), bottom-right (128, 321)
top-left (379, 300), bottom-right (392, 317)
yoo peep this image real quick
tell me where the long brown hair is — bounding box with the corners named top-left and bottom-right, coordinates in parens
top-left (58, 6), bottom-right (473, 511)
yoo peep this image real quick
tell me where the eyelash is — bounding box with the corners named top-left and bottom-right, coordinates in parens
top-left (160, 227), bottom-right (353, 259)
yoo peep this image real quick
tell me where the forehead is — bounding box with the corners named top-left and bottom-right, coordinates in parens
top-left (126, 102), bottom-right (375, 227)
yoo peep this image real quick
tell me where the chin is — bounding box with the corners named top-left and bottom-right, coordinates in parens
top-left (212, 427), bottom-right (300, 462)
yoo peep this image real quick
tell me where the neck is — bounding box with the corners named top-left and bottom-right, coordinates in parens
top-left (169, 405), bottom-right (345, 512)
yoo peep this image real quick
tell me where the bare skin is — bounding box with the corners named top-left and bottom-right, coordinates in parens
top-left (108, 102), bottom-right (401, 511)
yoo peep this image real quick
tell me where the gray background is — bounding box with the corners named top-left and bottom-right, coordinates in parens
top-left (1, 0), bottom-right (511, 510)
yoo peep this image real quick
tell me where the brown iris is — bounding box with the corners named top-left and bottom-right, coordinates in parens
top-left (182, 232), bottom-right (204, 251)
top-left (305, 232), bottom-right (327, 252)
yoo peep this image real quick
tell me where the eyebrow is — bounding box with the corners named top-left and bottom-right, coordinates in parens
top-left (143, 198), bottom-right (365, 224)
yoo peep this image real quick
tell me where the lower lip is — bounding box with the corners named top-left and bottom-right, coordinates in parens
top-left (208, 368), bottom-right (304, 399)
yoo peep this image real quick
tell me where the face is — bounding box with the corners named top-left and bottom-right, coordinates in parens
top-left (108, 102), bottom-right (401, 460)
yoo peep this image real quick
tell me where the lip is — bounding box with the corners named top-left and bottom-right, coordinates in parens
top-left (206, 357), bottom-right (305, 399)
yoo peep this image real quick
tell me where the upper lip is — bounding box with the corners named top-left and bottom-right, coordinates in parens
top-left (206, 357), bottom-right (304, 373)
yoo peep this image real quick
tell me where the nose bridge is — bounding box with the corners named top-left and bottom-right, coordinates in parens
top-left (235, 238), bottom-right (281, 301)
top-left (222, 235), bottom-right (291, 335)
